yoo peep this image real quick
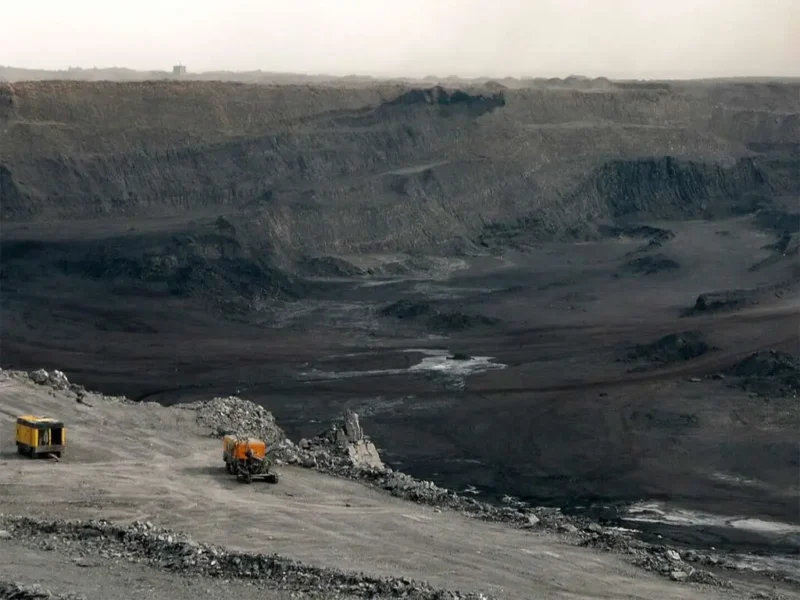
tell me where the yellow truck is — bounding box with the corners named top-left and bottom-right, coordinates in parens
top-left (16, 415), bottom-right (65, 458)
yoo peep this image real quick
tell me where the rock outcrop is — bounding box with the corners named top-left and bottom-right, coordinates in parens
top-left (277, 409), bottom-right (384, 472)
top-left (726, 350), bottom-right (800, 396)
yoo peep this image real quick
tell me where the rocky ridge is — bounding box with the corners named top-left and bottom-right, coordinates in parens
top-left (0, 517), bottom-right (484, 600)
top-left (0, 581), bottom-right (85, 600)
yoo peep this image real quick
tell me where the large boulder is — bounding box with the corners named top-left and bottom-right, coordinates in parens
top-left (27, 368), bottom-right (70, 389)
top-left (346, 439), bottom-right (384, 471)
top-left (341, 409), bottom-right (364, 444)
top-left (28, 369), bottom-right (49, 384)
top-left (48, 370), bottom-right (70, 390)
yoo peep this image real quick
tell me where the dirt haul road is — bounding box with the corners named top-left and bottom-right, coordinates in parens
top-left (0, 373), bottom-right (787, 600)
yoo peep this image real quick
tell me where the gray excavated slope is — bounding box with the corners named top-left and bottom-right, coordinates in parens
top-left (1, 80), bottom-right (798, 258)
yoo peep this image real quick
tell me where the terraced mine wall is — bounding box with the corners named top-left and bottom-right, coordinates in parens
top-left (2, 80), bottom-right (798, 258)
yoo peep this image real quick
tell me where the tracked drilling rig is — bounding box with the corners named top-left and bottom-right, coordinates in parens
top-left (222, 435), bottom-right (279, 484)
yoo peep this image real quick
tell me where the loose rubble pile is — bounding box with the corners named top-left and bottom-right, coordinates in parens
top-left (4, 368), bottom-right (132, 405)
top-left (581, 535), bottom-right (729, 587)
top-left (0, 517), bottom-right (487, 600)
top-left (726, 350), bottom-right (800, 396)
top-left (0, 581), bottom-right (85, 600)
top-left (189, 395), bottom-right (286, 445)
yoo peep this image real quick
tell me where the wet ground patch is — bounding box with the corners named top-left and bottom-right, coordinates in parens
top-left (298, 349), bottom-right (506, 391)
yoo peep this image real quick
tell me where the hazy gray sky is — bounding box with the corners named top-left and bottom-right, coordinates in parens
top-left (3, 0), bottom-right (798, 78)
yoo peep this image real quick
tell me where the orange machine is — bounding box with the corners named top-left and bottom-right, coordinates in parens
top-left (222, 435), bottom-right (278, 484)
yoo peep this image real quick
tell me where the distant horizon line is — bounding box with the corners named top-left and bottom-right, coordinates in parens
top-left (1, 64), bottom-right (798, 83)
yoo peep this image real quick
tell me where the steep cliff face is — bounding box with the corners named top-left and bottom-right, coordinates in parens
top-left (0, 165), bottom-right (25, 211)
top-left (1, 80), bottom-right (798, 257)
top-left (0, 219), bottom-right (308, 313)
top-left (580, 157), bottom-right (769, 218)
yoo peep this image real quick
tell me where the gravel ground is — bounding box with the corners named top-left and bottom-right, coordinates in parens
top-left (0, 536), bottom-right (366, 600)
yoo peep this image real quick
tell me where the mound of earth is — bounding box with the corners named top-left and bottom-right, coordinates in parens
top-left (626, 331), bottom-right (712, 364)
top-left (379, 300), bottom-right (498, 331)
top-left (297, 255), bottom-right (366, 277)
top-left (379, 299), bottom-right (433, 319)
top-left (726, 350), bottom-right (800, 396)
top-left (385, 86), bottom-right (505, 117)
top-left (426, 312), bottom-right (500, 332)
top-left (622, 254), bottom-right (680, 275)
top-left (690, 289), bottom-right (757, 314)
top-left (598, 224), bottom-right (676, 244)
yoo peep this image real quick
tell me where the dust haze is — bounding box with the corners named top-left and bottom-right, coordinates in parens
top-left (3, 0), bottom-right (799, 78)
